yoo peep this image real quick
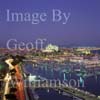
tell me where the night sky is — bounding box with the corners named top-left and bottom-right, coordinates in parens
top-left (0, 0), bottom-right (100, 47)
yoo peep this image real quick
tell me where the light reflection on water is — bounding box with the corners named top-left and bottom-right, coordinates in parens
top-left (24, 62), bottom-right (100, 96)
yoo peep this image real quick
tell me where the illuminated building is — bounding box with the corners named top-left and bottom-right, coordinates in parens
top-left (43, 44), bottom-right (59, 52)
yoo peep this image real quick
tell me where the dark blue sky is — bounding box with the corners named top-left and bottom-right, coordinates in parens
top-left (0, 0), bottom-right (100, 47)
